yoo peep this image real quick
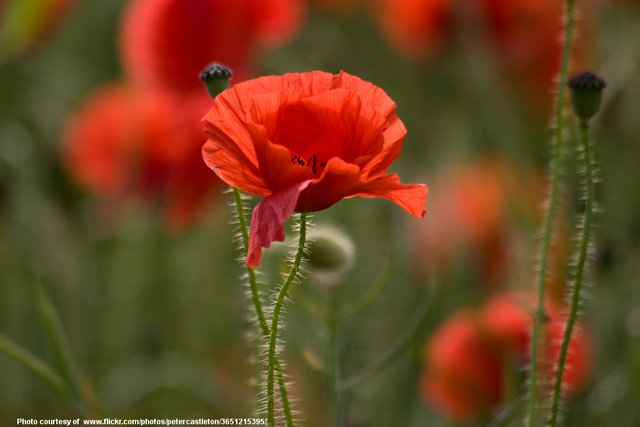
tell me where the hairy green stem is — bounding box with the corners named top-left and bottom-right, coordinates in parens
top-left (267, 213), bottom-right (307, 427)
top-left (231, 189), bottom-right (294, 426)
top-left (232, 189), bottom-right (269, 335)
top-left (548, 123), bottom-right (595, 426)
top-left (527, 0), bottom-right (577, 425)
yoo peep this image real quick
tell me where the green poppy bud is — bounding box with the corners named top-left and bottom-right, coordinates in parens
top-left (200, 63), bottom-right (232, 99)
top-left (306, 226), bottom-right (355, 286)
top-left (567, 71), bottom-right (606, 123)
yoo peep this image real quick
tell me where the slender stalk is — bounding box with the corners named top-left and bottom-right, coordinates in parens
top-left (36, 284), bottom-right (87, 415)
top-left (486, 395), bottom-right (525, 427)
top-left (527, 0), bottom-right (577, 424)
top-left (548, 123), bottom-right (595, 426)
top-left (336, 258), bottom-right (393, 320)
top-left (232, 189), bottom-right (269, 334)
top-left (0, 334), bottom-right (68, 395)
top-left (267, 213), bottom-right (307, 427)
top-left (230, 188), bottom-right (294, 426)
top-left (339, 288), bottom-right (434, 391)
top-left (326, 286), bottom-right (339, 427)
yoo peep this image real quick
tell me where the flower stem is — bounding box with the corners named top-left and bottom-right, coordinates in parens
top-left (527, 0), bottom-right (577, 425)
top-left (339, 287), bottom-right (435, 391)
top-left (232, 189), bottom-right (269, 335)
top-left (231, 188), bottom-right (294, 426)
top-left (0, 334), bottom-right (68, 396)
top-left (548, 122), bottom-right (595, 427)
top-left (267, 213), bottom-right (307, 427)
top-left (326, 286), bottom-right (340, 426)
top-left (36, 283), bottom-right (87, 415)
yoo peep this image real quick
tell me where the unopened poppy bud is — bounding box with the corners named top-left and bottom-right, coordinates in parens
top-left (307, 226), bottom-right (355, 286)
top-left (567, 71), bottom-right (606, 123)
top-left (200, 63), bottom-right (232, 99)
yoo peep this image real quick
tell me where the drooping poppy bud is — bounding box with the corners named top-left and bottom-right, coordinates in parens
top-left (306, 226), bottom-right (355, 285)
top-left (567, 70), bottom-right (606, 123)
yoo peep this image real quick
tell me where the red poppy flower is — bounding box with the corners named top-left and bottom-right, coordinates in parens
top-left (421, 311), bottom-right (502, 421)
top-left (421, 293), bottom-right (593, 421)
top-left (480, 0), bottom-right (565, 108)
top-left (120, 0), bottom-right (305, 93)
top-left (375, 0), bottom-right (451, 59)
top-left (481, 293), bottom-right (593, 394)
top-left (409, 157), bottom-right (535, 284)
top-left (62, 84), bottom-right (219, 229)
top-left (202, 70), bottom-right (428, 267)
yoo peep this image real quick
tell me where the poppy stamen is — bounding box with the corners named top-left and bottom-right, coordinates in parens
top-left (290, 153), bottom-right (326, 175)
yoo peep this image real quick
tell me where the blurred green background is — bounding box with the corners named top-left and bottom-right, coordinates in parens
top-left (1, 0), bottom-right (640, 426)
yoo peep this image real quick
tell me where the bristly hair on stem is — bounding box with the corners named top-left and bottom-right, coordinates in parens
top-left (228, 188), bottom-right (297, 425)
top-left (527, 0), bottom-right (578, 425)
top-left (264, 213), bottom-right (309, 427)
top-left (547, 122), bottom-right (598, 427)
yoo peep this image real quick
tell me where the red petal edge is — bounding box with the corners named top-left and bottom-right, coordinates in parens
top-left (247, 180), bottom-right (313, 268)
top-left (352, 174), bottom-right (428, 218)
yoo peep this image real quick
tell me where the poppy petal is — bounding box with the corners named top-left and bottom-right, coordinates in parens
top-left (203, 96), bottom-right (261, 165)
top-left (246, 122), bottom-right (314, 191)
top-left (247, 180), bottom-right (313, 267)
top-left (275, 88), bottom-right (388, 164)
top-left (352, 174), bottom-right (427, 217)
top-left (296, 157), bottom-right (362, 212)
top-left (334, 71), bottom-right (397, 117)
top-left (202, 123), bottom-right (270, 196)
top-left (361, 115), bottom-right (407, 179)
top-left (333, 71), bottom-right (408, 178)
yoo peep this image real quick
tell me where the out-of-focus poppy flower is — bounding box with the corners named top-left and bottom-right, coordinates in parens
top-left (120, 0), bottom-right (305, 93)
top-left (374, 0), bottom-right (594, 110)
top-left (163, 93), bottom-right (224, 230)
top-left (409, 157), bottom-right (535, 285)
top-left (202, 70), bottom-right (427, 267)
top-left (62, 84), bottom-right (180, 198)
top-left (545, 311), bottom-right (593, 395)
top-left (421, 311), bottom-right (502, 421)
top-left (374, 0), bottom-right (451, 59)
top-left (62, 84), bottom-right (219, 229)
top-left (0, 0), bottom-right (74, 61)
top-left (421, 293), bottom-right (593, 421)
top-left (481, 293), bottom-right (593, 394)
top-left (479, 0), bottom-right (570, 108)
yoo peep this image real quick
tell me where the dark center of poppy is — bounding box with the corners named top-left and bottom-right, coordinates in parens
top-left (291, 153), bottom-right (327, 175)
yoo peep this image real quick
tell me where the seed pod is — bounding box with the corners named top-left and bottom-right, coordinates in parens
top-left (567, 71), bottom-right (606, 123)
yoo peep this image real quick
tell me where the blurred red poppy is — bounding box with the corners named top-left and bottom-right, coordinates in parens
top-left (421, 293), bottom-right (592, 421)
top-left (120, 0), bottom-right (305, 93)
top-left (481, 293), bottom-right (593, 394)
top-left (62, 84), bottom-right (219, 229)
top-left (421, 310), bottom-right (502, 421)
top-left (480, 0), bottom-right (568, 108)
top-left (202, 70), bottom-right (427, 267)
top-left (409, 157), bottom-right (537, 285)
top-left (374, 0), bottom-right (594, 110)
top-left (375, 0), bottom-right (451, 59)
